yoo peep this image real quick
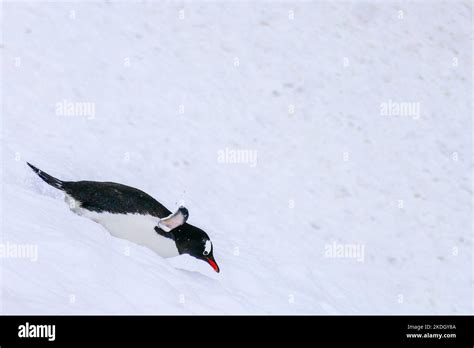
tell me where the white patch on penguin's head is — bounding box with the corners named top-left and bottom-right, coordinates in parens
top-left (203, 240), bottom-right (212, 256)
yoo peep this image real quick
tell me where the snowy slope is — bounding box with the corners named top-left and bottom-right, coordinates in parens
top-left (0, 1), bottom-right (472, 314)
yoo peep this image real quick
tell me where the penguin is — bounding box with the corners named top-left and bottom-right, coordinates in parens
top-left (26, 162), bottom-right (220, 273)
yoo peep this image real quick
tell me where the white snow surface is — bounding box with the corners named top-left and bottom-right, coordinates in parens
top-left (0, 1), bottom-right (472, 314)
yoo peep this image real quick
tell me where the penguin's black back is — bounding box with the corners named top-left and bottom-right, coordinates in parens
top-left (27, 162), bottom-right (171, 218)
top-left (64, 181), bottom-right (172, 218)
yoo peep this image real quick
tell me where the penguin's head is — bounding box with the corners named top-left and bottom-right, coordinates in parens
top-left (175, 224), bottom-right (220, 273)
top-left (158, 206), bottom-right (220, 273)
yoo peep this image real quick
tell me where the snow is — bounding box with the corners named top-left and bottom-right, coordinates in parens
top-left (0, 1), bottom-right (472, 314)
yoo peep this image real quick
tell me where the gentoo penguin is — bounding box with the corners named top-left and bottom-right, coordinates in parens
top-left (27, 162), bottom-right (220, 273)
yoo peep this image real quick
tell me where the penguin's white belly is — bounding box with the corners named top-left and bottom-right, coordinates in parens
top-left (87, 212), bottom-right (179, 257)
top-left (66, 196), bottom-right (179, 258)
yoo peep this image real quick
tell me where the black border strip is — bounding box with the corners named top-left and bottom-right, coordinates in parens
top-left (0, 315), bottom-right (472, 346)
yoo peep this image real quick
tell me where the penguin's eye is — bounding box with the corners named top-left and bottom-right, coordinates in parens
top-left (203, 240), bottom-right (212, 256)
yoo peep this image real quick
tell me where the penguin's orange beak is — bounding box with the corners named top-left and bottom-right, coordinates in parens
top-left (206, 256), bottom-right (220, 273)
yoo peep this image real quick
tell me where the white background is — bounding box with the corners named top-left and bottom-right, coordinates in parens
top-left (1, 0), bottom-right (472, 313)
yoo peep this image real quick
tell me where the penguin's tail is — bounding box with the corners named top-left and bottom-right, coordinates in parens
top-left (27, 162), bottom-right (65, 190)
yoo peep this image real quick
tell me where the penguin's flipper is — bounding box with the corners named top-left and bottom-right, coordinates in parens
top-left (157, 206), bottom-right (189, 232)
top-left (27, 162), bottom-right (65, 190)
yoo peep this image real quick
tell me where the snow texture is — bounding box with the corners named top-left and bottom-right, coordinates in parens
top-left (0, 1), bottom-right (472, 314)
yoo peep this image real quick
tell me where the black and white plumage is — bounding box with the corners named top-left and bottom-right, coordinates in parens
top-left (27, 162), bottom-right (220, 272)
